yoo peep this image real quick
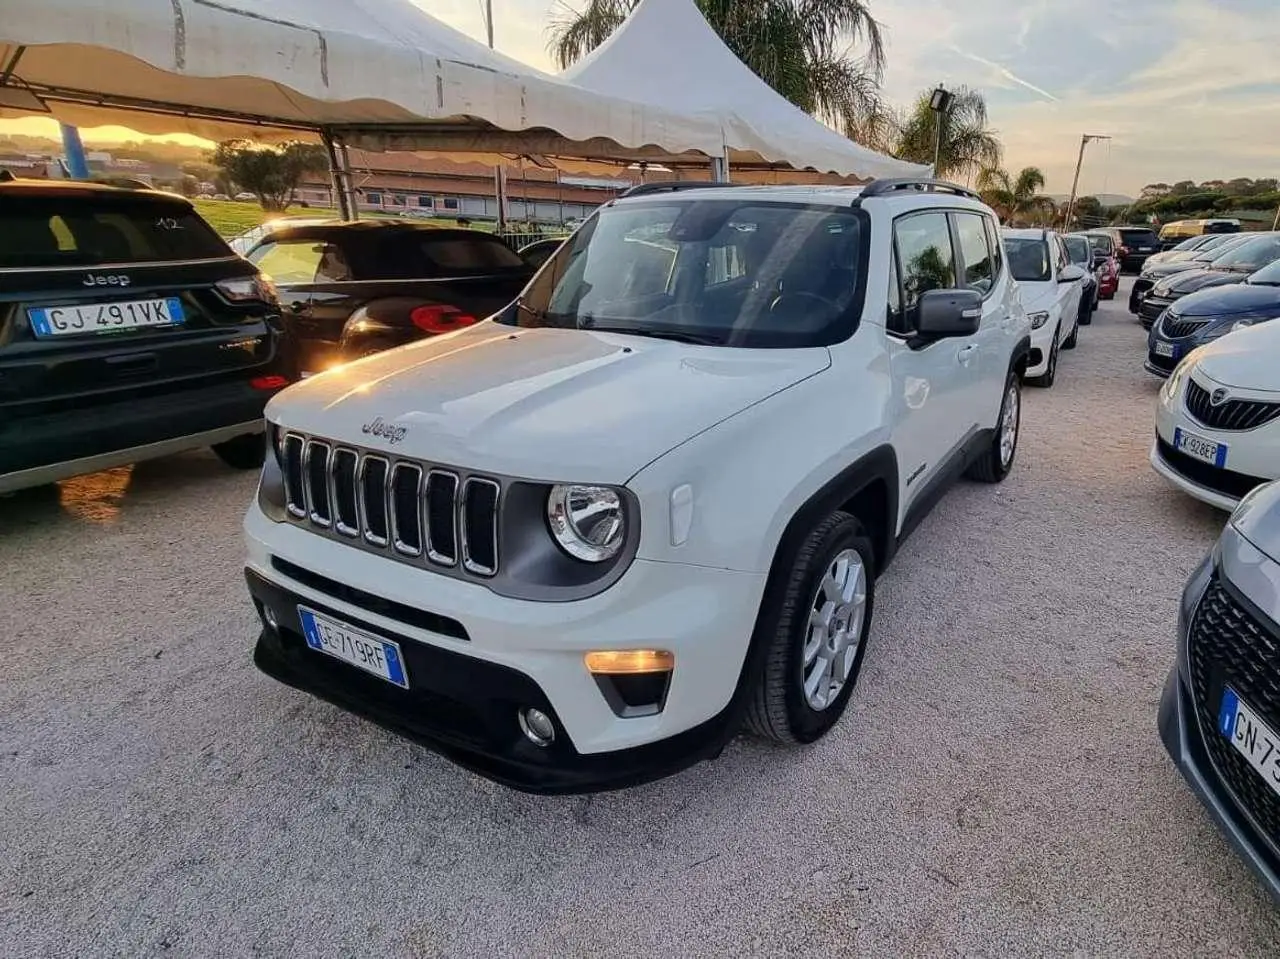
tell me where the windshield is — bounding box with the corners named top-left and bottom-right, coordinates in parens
top-left (1249, 259), bottom-right (1280, 286)
top-left (1085, 234), bottom-right (1114, 255)
top-left (1171, 236), bottom-right (1210, 252)
top-left (1064, 236), bottom-right (1091, 265)
top-left (502, 199), bottom-right (869, 347)
top-left (1194, 234), bottom-right (1251, 261)
top-left (1003, 236), bottom-right (1051, 282)
top-left (0, 194), bottom-right (230, 268)
top-left (1209, 234), bottom-right (1280, 271)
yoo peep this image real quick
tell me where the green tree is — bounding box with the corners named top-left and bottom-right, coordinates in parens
top-left (549, 0), bottom-right (890, 146)
top-left (892, 85), bottom-right (1002, 180)
top-left (211, 140), bottom-right (328, 211)
top-left (975, 165), bottom-right (1049, 225)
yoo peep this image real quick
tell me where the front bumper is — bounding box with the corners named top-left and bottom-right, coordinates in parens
top-left (1160, 666), bottom-right (1280, 901)
top-left (1130, 277), bottom-right (1156, 313)
top-left (244, 507), bottom-right (768, 793)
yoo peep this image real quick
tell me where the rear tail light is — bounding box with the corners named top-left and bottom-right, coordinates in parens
top-left (216, 275), bottom-right (279, 305)
top-left (251, 374), bottom-right (290, 390)
top-left (410, 304), bottom-right (479, 335)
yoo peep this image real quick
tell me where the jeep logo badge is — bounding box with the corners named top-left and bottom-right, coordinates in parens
top-left (82, 273), bottom-right (132, 288)
top-left (1210, 388), bottom-right (1229, 406)
top-left (362, 417), bottom-right (408, 445)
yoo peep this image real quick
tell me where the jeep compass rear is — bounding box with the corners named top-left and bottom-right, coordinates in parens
top-left (0, 180), bottom-right (290, 493)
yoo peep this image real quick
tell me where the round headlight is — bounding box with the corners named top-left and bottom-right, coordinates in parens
top-left (547, 484), bottom-right (626, 562)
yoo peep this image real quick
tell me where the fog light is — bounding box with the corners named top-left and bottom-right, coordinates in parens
top-left (584, 650), bottom-right (675, 674)
top-left (518, 707), bottom-right (556, 747)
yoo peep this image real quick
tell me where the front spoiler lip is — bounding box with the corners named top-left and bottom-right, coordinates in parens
top-left (245, 567), bottom-right (739, 794)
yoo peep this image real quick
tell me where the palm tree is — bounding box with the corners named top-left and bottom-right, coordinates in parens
top-left (549, 0), bottom-right (889, 146)
top-left (891, 85), bottom-right (1002, 181)
top-left (976, 166), bottom-right (1052, 225)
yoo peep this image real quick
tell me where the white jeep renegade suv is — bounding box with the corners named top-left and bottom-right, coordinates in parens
top-left (244, 179), bottom-right (1032, 793)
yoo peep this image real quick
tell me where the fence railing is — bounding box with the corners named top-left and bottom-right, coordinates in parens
top-left (492, 229), bottom-right (572, 252)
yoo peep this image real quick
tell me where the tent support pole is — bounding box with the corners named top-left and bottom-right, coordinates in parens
top-left (338, 137), bottom-right (357, 221)
top-left (321, 130), bottom-right (357, 220)
top-left (710, 155), bottom-right (730, 182)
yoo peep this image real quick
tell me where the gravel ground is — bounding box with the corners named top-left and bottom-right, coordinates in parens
top-left (3, 280), bottom-right (1279, 958)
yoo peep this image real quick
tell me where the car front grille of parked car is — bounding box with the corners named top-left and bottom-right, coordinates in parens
top-left (1160, 313), bottom-right (1211, 339)
top-left (1140, 295), bottom-right (1176, 324)
top-left (1188, 574), bottom-right (1280, 851)
top-left (280, 432), bottom-right (501, 578)
top-left (1185, 380), bottom-right (1280, 432)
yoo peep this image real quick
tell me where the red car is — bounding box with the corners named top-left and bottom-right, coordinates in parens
top-left (1082, 231), bottom-right (1120, 299)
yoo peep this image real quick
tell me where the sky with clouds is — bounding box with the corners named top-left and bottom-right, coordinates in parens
top-left (424, 0), bottom-right (1280, 197)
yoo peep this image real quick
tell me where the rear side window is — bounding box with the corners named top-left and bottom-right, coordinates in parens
top-left (0, 196), bottom-right (229, 268)
top-left (250, 240), bottom-right (353, 284)
top-left (953, 212), bottom-right (994, 294)
top-left (1064, 236), bottom-right (1092, 265)
top-left (895, 212), bottom-right (956, 315)
top-left (1119, 229), bottom-right (1159, 246)
top-left (983, 216), bottom-right (1004, 280)
top-left (417, 235), bottom-right (526, 272)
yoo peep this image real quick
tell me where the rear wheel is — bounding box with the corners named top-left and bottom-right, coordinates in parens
top-left (965, 372), bottom-right (1020, 483)
top-left (746, 511), bottom-right (875, 745)
top-left (212, 433), bottom-right (266, 470)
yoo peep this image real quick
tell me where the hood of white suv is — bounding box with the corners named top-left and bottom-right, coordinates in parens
top-left (267, 322), bottom-right (831, 482)
top-left (1016, 281), bottom-right (1058, 312)
top-left (1188, 320), bottom-right (1280, 391)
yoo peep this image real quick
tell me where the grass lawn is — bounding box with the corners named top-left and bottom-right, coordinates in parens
top-left (191, 198), bottom-right (486, 238)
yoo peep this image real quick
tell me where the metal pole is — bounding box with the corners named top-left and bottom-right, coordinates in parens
top-left (320, 131), bottom-right (350, 220)
top-left (933, 114), bottom-right (943, 176)
top-left (1272, 203), bottom-right (1280, 231)
top-left (484, 0), bottom-right (494, 48)
top-left (338, 137), bottom-right (357, 221)
top-left (1064, 135), bottom-right (1087, 230)
top-left (59, 123), bottom-right (89, 179)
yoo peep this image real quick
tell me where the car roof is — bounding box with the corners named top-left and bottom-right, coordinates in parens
top-left (1002, 227), bottom-right (1050, 240)
top-left (0, 177), bottom-right (193, 206)
top-left (262, 222), bottom-right (502, 243)
top-left (608, 180), bottom-right (992, 214)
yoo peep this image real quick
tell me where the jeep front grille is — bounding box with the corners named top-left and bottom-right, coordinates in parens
top-left (1185, 380), bottom-right (1280, 432)
top-left (280, 432), bottom-right (502, 578)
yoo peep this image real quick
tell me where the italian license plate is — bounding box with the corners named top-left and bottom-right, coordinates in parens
top-left (1153, 341), bottom-right (1176, 358)
top-left (1174, 426), bottom-right (1227, 467)
top-left (1219, 688), bottom-right (1280, 801)
top-left (298, 606), bottom-right (409, 688)
top-left (27, 297), bottom-right (185, 337)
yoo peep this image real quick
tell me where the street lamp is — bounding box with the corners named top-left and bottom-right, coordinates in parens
top-left (928, 85), bottom-right (954, 177)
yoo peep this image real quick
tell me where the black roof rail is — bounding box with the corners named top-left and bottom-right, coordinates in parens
top-left (859, 177), bottom-right (982, 202)
top-left (617, 181), bottom-right (735, 199)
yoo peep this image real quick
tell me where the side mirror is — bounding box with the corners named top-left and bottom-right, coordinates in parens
top-left (916, 288), bottom-right (982, 338)
top-left (1059, 264), bottom-right (1086, 283)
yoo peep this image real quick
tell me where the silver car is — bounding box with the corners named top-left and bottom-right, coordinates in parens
top-left (1161, 478), bottom-right (1280, 899)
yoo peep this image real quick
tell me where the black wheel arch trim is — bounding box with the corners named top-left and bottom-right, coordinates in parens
top-left (1010, 335), bottom-right (1032, 374)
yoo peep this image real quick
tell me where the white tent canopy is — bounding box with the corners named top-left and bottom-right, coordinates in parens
top-left (0, 0), bottom-right (725, 165)
top-left (561, 0), bottom-right (929, 180)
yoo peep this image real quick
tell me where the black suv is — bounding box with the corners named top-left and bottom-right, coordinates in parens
top-left (1098, 226), bottom-right (1162, 272)
top-left (0, 179), bottom-right (290, 494)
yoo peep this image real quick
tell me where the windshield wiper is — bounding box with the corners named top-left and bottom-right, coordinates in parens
top-left (582, 323), bottom-right (724, 346)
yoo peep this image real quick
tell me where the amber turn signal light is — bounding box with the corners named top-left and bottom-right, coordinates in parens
top-left (584, 650), bottom-right (675, 675)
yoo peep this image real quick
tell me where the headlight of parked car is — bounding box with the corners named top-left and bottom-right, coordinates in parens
top-left (547, 484), bottom-right (627, 562)
top-left (1161, 355), bottom-right (1194, 401)
top-left (1028, 311), bottom-right (1050, 330)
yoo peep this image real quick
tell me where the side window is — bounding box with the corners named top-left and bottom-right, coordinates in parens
top-left (250, 240), bottom-right (350, 284)
top-left (983, 215), bottom-right (1003, 280)
top-left (894, 212), bottom-right (956, 323)
top-left (887, 246), bottom-right (903, 331)
top-left (953, 212), bottom-right (994, 295)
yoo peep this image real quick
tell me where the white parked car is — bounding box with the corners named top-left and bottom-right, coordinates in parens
top-left (1152, 321), bottom-right (1280, 511)
top-left (1002, 228), bottom-right (1087, 388)
top-left (243, 178), bottom-right (1032, 792)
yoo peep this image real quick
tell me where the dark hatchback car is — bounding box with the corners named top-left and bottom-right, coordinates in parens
top-left (1145, 258), bottom-right (1280, 376)
top-left (1130, 233), bottom-right (1255, 313)
top-left (1161, 480), bottom-right (1280, 901)
top-left (245, 222), bottom-right (535, 375)
top-left (1137, 233), bottom-right (1280, 329)
top-left (0, 179), bottom-right (288, 494)
top-left (1098, 226), bottom-right (1162, 272)
top-left (1063, 234), bottom-right (1099, 315)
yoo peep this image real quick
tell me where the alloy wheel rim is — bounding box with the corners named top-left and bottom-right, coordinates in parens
top-left (802, 548), bottom-right (867, 711)
top-left (999, 383), bottom-right (1019, 467)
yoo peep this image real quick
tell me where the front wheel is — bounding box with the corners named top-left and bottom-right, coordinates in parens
top-left (966, 371), bottom-right (1020, 483)
top-left (212, 433), bottom-right (266, 470)
top-left (1062, 310), bottom-right (1079, 349)
top-left (1028, 329), bottom-right (1059, 388)
top-left (746, 511), bottom-right (875, 745)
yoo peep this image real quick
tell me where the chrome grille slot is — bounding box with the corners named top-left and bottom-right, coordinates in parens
top-left (359, 455), bottom-right (391, 547)
top-left (282, 434), bottom-right (306, 518)
top-left (461, 478), bottom-right (501, 576)
top-left (390, 463), bottom-right (424, 556)
top-left (425, 470), bottom-right (459, 565)
top-left (304, 440), bottom-right (332, 527)
top-left (331, 448), bottom-right (359, 537)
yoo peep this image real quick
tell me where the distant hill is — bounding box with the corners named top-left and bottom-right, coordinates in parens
top-left (1049, 193), bottom-right (1134, 207)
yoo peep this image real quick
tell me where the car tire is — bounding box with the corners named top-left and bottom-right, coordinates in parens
top-left (746, 510), bottom-right (875, 745)
top-left (212, 433), bottom-right (266, 470)
top-left (1063, 311), bottom-right (1079, 349)
top-left (1028, 328), bottom-right (1059, 388)
top-left (965, 371), bottom-right (1020, 483)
